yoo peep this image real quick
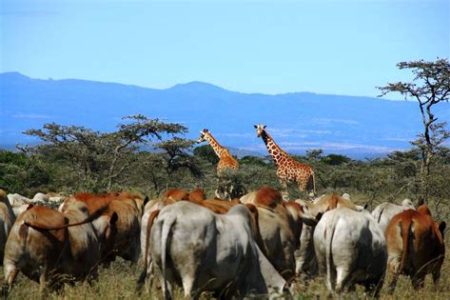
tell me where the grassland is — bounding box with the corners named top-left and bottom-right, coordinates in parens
top-left (2, 249), bottom-right (450, 300)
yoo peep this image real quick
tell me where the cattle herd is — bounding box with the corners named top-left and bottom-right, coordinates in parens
top-left (0, 187), bottom-right (446, 299)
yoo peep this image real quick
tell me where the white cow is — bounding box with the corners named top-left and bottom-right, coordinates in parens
top-left (7, 193), bottom-right (31, 207)
top-left (371, 198), bottom-right (415, 233)
top-left (32, 192), bottom-right (49, 202)
top-left (314, 207), bottom-right (387, 296)
top-left (7, 194), bottom-right (33, 217)
top-left (294, 194), bottom-right (365, 278)
top-left (11, 204), bottom-right (29, 218)
top-left (149, 201), bottom-right (287, 299)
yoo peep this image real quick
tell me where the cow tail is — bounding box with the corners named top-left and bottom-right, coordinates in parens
top-left (399, 219), bottom-right (412, 274)
top-left (326, 219), bottom-right (337, 291)
top-left (136, 210), bottom-right (160, 292)
top-left (161, 215), bottom-right (176, 299)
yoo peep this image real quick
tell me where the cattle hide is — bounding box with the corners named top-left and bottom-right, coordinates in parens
top-left (150, 201), bottom-right (287, 299)
top-left (314, 207), bottom-right (387, 297)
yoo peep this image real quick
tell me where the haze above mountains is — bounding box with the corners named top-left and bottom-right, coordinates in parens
top-left (1, 72), bottom-right (449, 158)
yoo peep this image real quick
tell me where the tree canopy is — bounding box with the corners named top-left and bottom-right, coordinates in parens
top-left (378, 58), bottom-right (450, 199)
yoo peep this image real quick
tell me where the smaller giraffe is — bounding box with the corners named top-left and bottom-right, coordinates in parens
top-left (197, 129), bottom-right (239, 176)
top-left (254, 124), bottom-right (316, 200)
top-left (197, 129), bottom-right (240, 199)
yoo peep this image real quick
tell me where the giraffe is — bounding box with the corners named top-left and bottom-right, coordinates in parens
top-left (254, 124), bottom-right (316, 200)
top-left (197, 129), bottom-right (240, 199)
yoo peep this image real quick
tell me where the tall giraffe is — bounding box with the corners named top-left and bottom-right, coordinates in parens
top-left (197, 129), bottom-right (239, 175)
top-left (254, 124), bottom-right (316, 200)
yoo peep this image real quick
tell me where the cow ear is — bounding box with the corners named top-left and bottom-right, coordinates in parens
top-left (263, 125), bottom-right (267, 129)
top-left (439, 221), bottom-right (446, 236)
top-left (110, 212), bottom-right (119, 225)
top-left (253, 125), bottom-right (258, 128)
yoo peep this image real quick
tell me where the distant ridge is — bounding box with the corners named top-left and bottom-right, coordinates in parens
top-left (1, 72), bottom-right (449, 158)
top-left (169, 81), bottom-right (230, 93)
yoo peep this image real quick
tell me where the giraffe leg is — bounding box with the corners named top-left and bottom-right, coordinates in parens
top-left (279, 179), bottom-right (289, 201)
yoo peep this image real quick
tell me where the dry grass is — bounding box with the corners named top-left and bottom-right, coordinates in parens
top-left (1, 248), bottom-right (449, 300)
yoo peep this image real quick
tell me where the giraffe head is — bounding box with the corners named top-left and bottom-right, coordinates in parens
top-left (254, 124), bottom-right (267, 137)
top-left (197, 129), bottom-right (210, 143)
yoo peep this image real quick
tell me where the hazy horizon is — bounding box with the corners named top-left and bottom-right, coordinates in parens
top-left (0, 70), bottom-right (415, 99)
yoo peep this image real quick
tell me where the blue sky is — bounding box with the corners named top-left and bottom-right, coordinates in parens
top-left (1, 0), bottom-right (449, 97)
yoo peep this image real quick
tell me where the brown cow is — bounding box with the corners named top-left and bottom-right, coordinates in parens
top-left (187, 188), bottom-right (206, 202)
top-left (385, 204), bottom-right (446, 293)
top-left (162, 188), bottom-right (206, 203)
top-left (62, 192), bottom-right (142, 263)
top-left (240, 187), bottom-right (303, 281)
top-left (3, 201), bottom-right (105, 294)
top-left (163, 188), bottom-right (189, 201)
top-left (117, 191), bottom-right (148, 219)
top-left (73, 191), bottom-right (147, 216)
top-left (142, 188), bottom-right (206, 216)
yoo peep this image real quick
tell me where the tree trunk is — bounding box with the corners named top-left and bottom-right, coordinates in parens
top-left (419, 148), bottom-right (433, 202)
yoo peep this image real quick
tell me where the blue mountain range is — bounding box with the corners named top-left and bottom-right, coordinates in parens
top-left (1, 72), bottom-right (449, 158)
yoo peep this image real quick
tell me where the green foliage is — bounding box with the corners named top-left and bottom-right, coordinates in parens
top-left (193, 144), bottom-right (219, 165)
top-left (157, 137), bottom-right (202, 178)
top-left (320, 154), bottom-right (351, 165)
top-left (0, 150), bottom-right (51, 196)
top-left (239, 155), bottom-right (271, 167)
top-left (21, 115), bottom-right (188, 192)
top-left (2, 115), bottom-right (449, 207)
top-left (379, 58), bottom-right (450, 199)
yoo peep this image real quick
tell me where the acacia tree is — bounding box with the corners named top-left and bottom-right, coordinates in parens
top-left (378, 58), bottom-right (450, 199)
top-left (156, 137), bottom-right (203, 178)
top-left (24, 115), bottom-right (187, 191)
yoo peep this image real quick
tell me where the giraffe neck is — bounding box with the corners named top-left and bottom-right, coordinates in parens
top-left (205, 134), bottom-right (225, 158)
top-left (261, 131), bottom-right (286, 166)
